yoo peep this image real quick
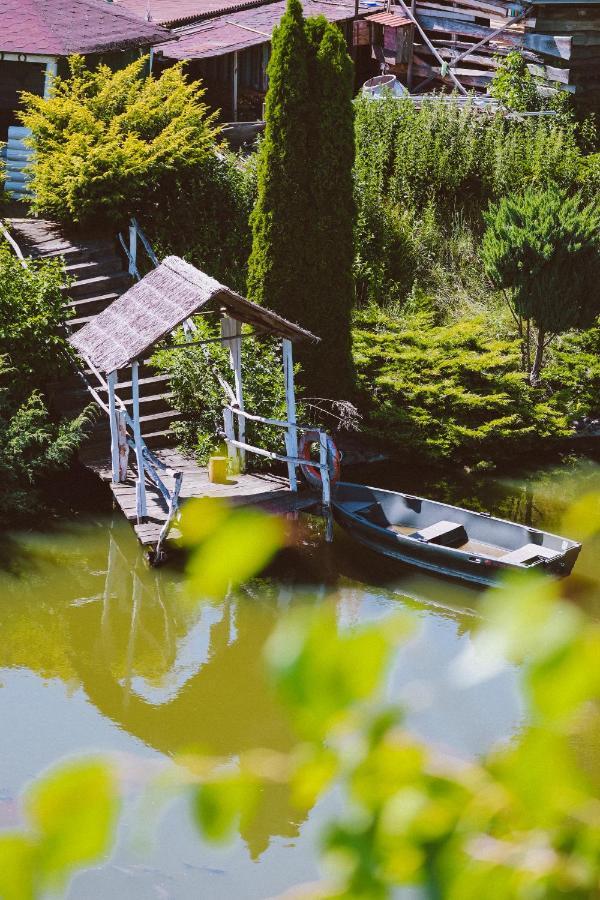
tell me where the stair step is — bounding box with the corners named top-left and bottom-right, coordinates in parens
top-left (65, 258), bottom-right (125, 279)
top-left (68, 291), bottom-right (120, 317)
top-left (140, 409), bottom-right (181, 427)
top-left (143, 429), bottom-right (178, 448)
top-left (63, 272), bottom-right (131, 300)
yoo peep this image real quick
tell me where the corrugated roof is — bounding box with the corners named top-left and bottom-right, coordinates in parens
top-left (113, 0), bottom-right (274, 27)
top-left (70, 256), bottom-right (318, 373)
top-left (365, 11), bottom-right (411, 27)
top-left (161, 0), bottom-right (356, 59)
top-left (0, 0), bottom-right (169, 56)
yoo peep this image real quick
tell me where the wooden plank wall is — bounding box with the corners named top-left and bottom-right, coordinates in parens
top-left (374, 1), bottom-right (599, 98)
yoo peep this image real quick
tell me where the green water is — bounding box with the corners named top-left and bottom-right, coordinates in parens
top-left (1, 458), bottom-right (599, 899)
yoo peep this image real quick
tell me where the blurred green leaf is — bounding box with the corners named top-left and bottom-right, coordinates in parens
top-left (183, 500), bottom-right (286, 600)
top-left (561, 491), bottom-right (600, 541)
top-left (266, 608), bottom-right (411, 739)
top-left (25, 759), bottom-right (118, 889)
top-left (0, 834), bottom-right (36, 900)
top-left (193, 774), bottom-right (259, 843)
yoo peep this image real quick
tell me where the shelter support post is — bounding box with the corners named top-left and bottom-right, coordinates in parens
top-left (131, 361), bottom-right (147, 523)
top-left (108, 371), bottom-right (124, 484)
top-left (221, 315), bottom-right (245, 471)
top-left (282, 339), bottom-right (298, 492)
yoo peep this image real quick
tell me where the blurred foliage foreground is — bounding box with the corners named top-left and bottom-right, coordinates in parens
top-left (1, 496), bottom-right (599, 900)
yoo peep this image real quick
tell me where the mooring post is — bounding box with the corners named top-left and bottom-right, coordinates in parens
top-left (131, 360), bottom-right (147, 523)
top-left (107, 370), bottom-right (121, 484)
top-left (282, 339), bottom-right (298, 492)
top-left (319, 430), bottom-right (333, 542)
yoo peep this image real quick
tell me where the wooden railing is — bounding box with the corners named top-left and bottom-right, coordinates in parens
top-left (118, 217), bottom-right (158, 281)
top-left (223, 406), bottom-right (332, 512)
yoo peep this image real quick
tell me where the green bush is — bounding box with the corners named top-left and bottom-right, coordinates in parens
top-left (141, 149), bottom-right (256, 295)
top-left (353, 304), bottom-right (570, 466)
top-left (353, 95), bottom-right (585, 311)
top-left (20, 55), bottom-right (220, 226)
top-left (482, 186), bottom-right (600, 383)
top-left (151, 318), bottom-right (294, 467)
top-left (0, 242), bottom-right (88, 525)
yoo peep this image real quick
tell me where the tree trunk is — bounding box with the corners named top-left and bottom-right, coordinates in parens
top-left (525, 319), bottom-right (532, 373)
top-left (529, 326), bottom-right (545, 386)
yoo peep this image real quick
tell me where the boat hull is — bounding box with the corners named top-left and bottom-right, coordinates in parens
top-left (332, 482), bottom-right (581, 588)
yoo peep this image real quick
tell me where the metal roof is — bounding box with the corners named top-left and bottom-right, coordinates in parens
top-left (161, 0), bottom-right (357, 59)
top-left (0, 0), bottom-right (170, 56)
top-left (112, 0), bottom-right (281, 27)
top-left (365, 11), bottom-right (411, 27)
top-left (70, 256), bottom-right (318, 373)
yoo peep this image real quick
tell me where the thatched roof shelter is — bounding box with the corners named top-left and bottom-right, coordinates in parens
top-left (70, 255), bottom-right (318, 373)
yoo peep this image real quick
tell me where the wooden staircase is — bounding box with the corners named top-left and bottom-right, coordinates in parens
top-left (7, 218), bottom-right (181, 455)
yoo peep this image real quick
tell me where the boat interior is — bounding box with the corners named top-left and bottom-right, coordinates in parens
top-left (335, 484), bottom-right (572, 567)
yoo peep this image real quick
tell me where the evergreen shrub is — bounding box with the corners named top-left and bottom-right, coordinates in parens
top-left (20, 56), bottom-right (220, 226)
top-left (353, 304), bottom-right (570, 466)
top-left (0, 243), bottom-right (89, 524)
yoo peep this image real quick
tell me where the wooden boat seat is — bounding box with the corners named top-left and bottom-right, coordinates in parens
top-left (500, 543), bottom-right (560, 565)
top-left (411, 520), bottom-right (467, 547)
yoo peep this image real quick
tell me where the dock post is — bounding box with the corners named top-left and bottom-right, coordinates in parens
top-left (108, 370), bottom-right (122, 484)
top-left (131, 360), bottom-right (147, 523)
top-left (282, 339), bottom-right (298, 492)
top-left (319, 430), bottom-right (333, 542)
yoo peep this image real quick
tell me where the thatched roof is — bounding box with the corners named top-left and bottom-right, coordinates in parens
top-left (69, 256), bottom-right (319, 373)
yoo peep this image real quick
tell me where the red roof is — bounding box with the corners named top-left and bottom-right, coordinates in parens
top-left (161, 0), bottom-right (356, 59)
top-left (0, 0), bottom-right (170, 56)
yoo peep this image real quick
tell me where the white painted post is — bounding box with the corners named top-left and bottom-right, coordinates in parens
top-left (319, 432), bottom-right (331, 506)
top-left (222, 316), bottom-right (245, 470)
top-left (131, 360), bottom-right (147, 523)
top-left (282, 339), bottom-right (298, 492)
top-left (232, 51), bottom-right (239, 122)
top-left (223, 407), bottom-right (237, 472)
top-left (107, 371), bottom-right (121, 484)
top-left (320, 430), bottom-right (333, 543)
top-left (43, 58), bottom-right (57, 99)
top-left (128, 220), bottom-right (138, 278)
top-left (117, 409), bottom-right (129, 482)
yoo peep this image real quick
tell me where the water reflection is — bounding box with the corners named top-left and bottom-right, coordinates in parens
top-left (0, 457), bottom-right (597, 897)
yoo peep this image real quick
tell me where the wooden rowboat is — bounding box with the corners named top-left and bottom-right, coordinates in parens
top-left (332, 482), bottom-right (581, 587)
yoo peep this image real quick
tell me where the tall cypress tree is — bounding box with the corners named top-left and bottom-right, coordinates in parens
top-left (247, 0), bottom-right (355, 398)
top-left (307, 19), bottom-right (355, 396)
top-left (247, 0), bottom-right (310, 319)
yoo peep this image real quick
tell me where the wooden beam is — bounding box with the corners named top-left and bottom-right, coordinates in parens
top-left (396, 0), bottom-right (469, 94)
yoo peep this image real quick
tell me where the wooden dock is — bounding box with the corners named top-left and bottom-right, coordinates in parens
top-left (82, 446), bottom-right (319, 547)
top-left (5, 216), bottom-right (323, 557)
